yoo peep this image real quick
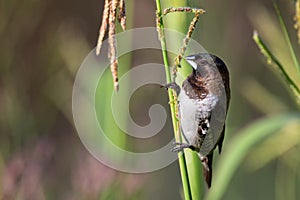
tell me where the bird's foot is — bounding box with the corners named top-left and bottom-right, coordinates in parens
top-left (160, 82), bottom-right (180, 95)
top-left (172, 142), bottom-right (195, 152)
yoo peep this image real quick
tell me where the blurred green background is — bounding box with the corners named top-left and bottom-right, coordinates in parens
top-left (1, 0), bottom-right (300, 199)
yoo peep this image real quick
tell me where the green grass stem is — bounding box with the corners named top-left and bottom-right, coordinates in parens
top-left (155, 1), bottom-right (192, 200)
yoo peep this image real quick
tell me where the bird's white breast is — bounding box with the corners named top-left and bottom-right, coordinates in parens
top-left (178, 88), bottom-right (225, 155)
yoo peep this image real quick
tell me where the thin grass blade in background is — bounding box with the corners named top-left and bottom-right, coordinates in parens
top-left (294, 0), bottom-right (300, 43)
top-left (273, 1), bottom-right (300, 74)
top-left (253, 31), bottom-right (300, 104)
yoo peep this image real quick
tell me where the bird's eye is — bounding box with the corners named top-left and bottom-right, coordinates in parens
top-left (199, 60), bottom-right (208, 65)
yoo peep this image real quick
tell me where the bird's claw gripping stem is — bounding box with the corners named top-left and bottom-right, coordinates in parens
top-left (160, 82), bottom-right (180, 96)
top-left (172, 142), bottom-right (196, 152)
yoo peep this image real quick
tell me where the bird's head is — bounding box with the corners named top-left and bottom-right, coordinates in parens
top-left (185, 53), bottom-right (229, 81)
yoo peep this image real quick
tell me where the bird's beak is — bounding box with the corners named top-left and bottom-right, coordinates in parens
top-left (184, 56), bottom-right (197, 70)
top-left (185, 55), bottom-right (196, 60)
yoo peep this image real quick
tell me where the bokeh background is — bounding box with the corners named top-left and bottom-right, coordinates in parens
top-left (1, 0), bottom-right (299, 199)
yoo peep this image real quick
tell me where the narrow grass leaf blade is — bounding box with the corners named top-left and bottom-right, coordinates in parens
top-left (273, 1), bottom-right (300, 73)
top-left (206, 113), bottom-right (300, 200)
top-left (253, 31), bottom-right (300, 104)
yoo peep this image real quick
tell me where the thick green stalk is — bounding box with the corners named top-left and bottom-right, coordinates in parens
top-left (162, 1), bottom-right (204, 199)
top-left (155, 1), bottom-right (192, 200)
top-left (156, 1), bottom-right (205, 199)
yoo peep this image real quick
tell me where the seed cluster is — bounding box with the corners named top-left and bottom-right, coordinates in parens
top-left (96, 0), bottom-right (126, 91)
top-left (162, 7), bottom-right (206, 82)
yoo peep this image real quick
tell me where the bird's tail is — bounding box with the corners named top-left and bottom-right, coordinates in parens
top-left (202, 153), bottom-right (213, 188)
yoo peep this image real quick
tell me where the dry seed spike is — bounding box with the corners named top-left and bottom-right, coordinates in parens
top-left (172, 10), bottom-right (203, 82)
top-left (163, 7), bottom-right (205, 16)
top-left (118, 0), bottom-right (126, 30)
top-left (96, 0), bottom-right (111, 55)
top-left (109, 0), bottom-right (120, 91)
top-left (161, 7), bottom-right (205, 81)
top-left (156, 11), bottom-right (164, 41)
top-left (111, 59), bottom-right (119, 91)
top-left (96, 0), bottom-right (126, 90)
top-left (175, 11), bottom-right (201, 66)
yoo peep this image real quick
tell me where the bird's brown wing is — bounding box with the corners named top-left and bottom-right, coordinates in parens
top-left (217, 125), bottom-right (225, 154)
